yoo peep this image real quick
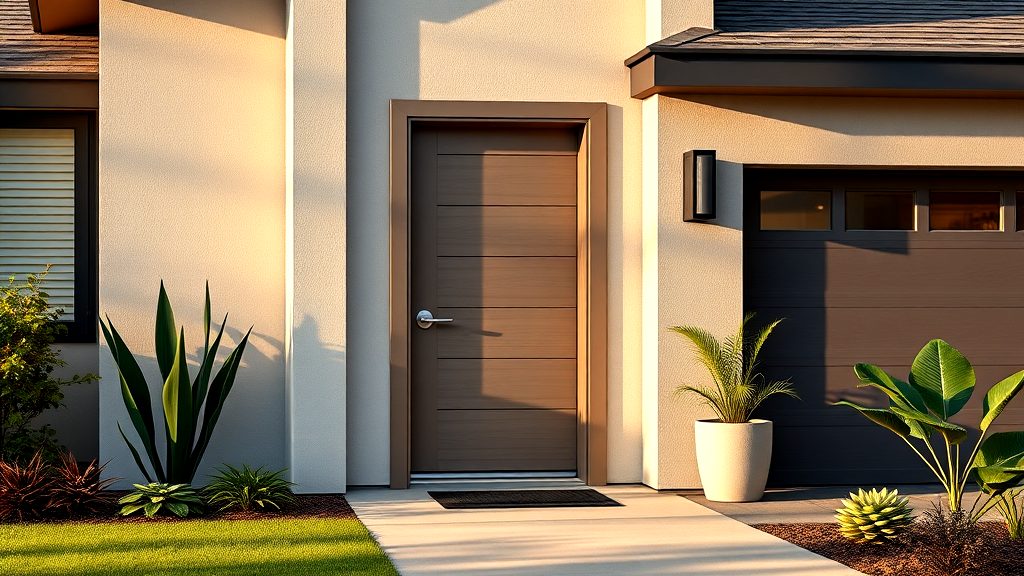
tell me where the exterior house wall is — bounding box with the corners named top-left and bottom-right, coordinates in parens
top-left (651, 94), bottom-right (1024, 488)
top-left (97, 0), bottom-right (287, 487)
top-left (36, 345), bottom-right (99, 460)
top-left (347, 0), bottom-right (645, 485)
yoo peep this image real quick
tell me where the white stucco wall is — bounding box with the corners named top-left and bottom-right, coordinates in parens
top-left (98, 0), bottom-right (287, 487)
top-left (347, 0), bottom-right (645, 484)
top-left (651, 94), bottom-right (1024, 488)
top-left (285, 0), bottom-right (347, 493)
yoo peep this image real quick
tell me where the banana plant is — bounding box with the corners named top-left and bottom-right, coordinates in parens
top-left (835, 339), bottom-right (1024, 521)
top-left (100, 282), bottom-right (252, 484)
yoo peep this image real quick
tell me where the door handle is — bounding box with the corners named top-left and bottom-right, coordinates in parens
top-left (416, 309), bottom-right (454, 329)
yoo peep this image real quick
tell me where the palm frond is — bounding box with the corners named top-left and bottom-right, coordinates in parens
top-left (670, 315), bottom-right (799, 422)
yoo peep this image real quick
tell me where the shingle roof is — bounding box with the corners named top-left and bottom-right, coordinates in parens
top-left (645, 0), bottom-right (1024, 57)
top-left (0, 0), bottom-right (97, 77)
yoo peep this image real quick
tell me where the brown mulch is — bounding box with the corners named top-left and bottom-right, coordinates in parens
top-left (757, 522), bottom-right (1024, 576)
top-left (8, 494), bottom-right (355, 525)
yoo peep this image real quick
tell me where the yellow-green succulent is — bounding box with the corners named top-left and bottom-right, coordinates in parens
top-left (835, 487), bottom-right (914, 544)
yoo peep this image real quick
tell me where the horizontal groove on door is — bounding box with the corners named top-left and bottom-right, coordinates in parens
top-left (436, 128), bottom-right (579, 155)
top-left (437, 155), bottom-right (577, 206)
top-left (437, 359), bottom-right (576, 410)
top-left (436, 206), bottom-right (577, 257)
top-left (432, 409), bottom-right (577, 472)
top-left (436, 308), bottom-right (576, 359)
top-left (437, 257), bottom-right (576, 308)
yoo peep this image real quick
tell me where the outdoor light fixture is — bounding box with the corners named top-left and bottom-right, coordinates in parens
top-left (683, 150), bottom-right (716, 222)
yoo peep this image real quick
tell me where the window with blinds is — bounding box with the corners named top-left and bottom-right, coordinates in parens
top-left (0, 128), bottom-right (76, 321)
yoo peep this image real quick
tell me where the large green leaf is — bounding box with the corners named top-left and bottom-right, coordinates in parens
top-left (888, 405), bottom-right (968, 445)
top-left (162, 329), bottom-right (193, 478)
top-left (855, 363), bottom-right (929, 413)
top-left (101, 317), bottom-right (165, 482)
top-left (908, 339), bottom-right (975, 419)
top-left (974, 432), bottom-right (1024, 491)
top-left (155, 281), bottom-right (177, 381)
top-left (981, 369), bottom-right (1024, 431)
top-left (117, 423), bottom-right (154, 483)
top-left (191, 327), bottom-right (252, 476)
top-left (833, 400), bottom-right (911, 438)
top-left (193, 313), bottom-right (228, 417)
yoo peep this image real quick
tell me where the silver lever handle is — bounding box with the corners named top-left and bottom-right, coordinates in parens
top-left (416, 309), bottom-right (454, 329)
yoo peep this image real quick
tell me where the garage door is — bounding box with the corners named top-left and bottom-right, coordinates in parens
top-left (744, 169), bottom-right (1024, 485)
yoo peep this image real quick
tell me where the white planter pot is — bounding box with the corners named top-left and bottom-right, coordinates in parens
top-left (694, 419), bottom-right (773, 502)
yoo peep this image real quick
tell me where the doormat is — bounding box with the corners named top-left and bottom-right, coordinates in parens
top-left (428, 489), bottom-right (621, 509)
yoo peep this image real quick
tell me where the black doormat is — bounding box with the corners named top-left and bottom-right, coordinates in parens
top-left (428, 489), bottom-right (621, 509)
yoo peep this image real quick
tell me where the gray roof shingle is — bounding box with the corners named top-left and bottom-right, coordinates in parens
top-left (0, 0), bottom-right (97, 77)
top-left (646, 0), bottom-right (1024, 57)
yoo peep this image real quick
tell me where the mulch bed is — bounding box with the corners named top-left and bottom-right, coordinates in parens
top-left (7, 494), bottom-right (355, 524)
top-left (757, 522), bottom-right (1024, 576)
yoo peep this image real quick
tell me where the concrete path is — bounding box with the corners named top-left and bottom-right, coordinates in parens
top-left (685, 484), bottom-right (999, 525)
top-left (348, 483), bottom-right (862, 576)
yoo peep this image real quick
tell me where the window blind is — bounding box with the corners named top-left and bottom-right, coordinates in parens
top-left (0, 128), bottom-right (76, 321)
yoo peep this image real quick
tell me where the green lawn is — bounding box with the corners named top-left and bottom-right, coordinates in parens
top-left (0, 518), bottom-right (399, 576)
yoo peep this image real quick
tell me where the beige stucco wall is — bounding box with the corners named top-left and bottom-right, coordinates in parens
top-left (652, 94), bottom-right (1024, 488)
top-left (98, 0), bottom-right (287, 486)
top-left (285, 0), bottom-right (348, 493)
top-left (347, 0), bottom-right (646, 484)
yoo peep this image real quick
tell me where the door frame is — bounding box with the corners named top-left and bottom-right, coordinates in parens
top-left (389, 100), bottom-right (608, 489)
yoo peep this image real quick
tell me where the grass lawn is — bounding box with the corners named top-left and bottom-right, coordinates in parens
top-left (0, 517), bottom-right (399, 576)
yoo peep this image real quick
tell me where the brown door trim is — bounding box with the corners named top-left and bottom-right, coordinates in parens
top-left (389, 100), bottom-right (608, 489)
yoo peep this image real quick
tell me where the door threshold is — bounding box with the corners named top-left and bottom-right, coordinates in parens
top-left (411, 471), bottom-right (580, 484)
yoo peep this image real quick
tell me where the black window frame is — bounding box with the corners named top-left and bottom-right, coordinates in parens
top-left (1, 111), bottom-right (98, 343)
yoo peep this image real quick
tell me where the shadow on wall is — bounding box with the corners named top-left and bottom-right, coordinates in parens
top-left (345, 0), bottom-right (503, 484)
top-left (123, 0), bottom-right (286, 37)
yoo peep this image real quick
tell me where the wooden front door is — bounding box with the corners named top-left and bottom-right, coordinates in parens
top-left (409, 124), bottom-right (581, 473)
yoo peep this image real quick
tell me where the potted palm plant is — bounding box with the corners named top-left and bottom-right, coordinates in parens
top-left (670, 314), bottom-right (798, 502)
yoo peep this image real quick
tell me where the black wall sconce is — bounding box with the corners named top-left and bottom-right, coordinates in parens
top-left (683, 150), bottom-right (716, 222)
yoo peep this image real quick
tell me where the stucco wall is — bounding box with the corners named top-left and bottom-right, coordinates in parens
top-left (98, 0), bottom-right (287, 487)
top-left (652, 94), bottom-right (1024, 488)
top-left (35, 344), bottom-right (99, 460)
top-left (347, 0), bottom-right (645, 484)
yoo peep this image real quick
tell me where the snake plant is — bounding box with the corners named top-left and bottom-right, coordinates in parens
top-left (835, 339), bottom-right (1024, 520)
top-left (100, 282), bottom-right (252, 484)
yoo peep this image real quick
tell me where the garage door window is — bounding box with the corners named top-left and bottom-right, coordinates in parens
top-left (929, 191), bottom-right (1001, 231)
top-left (846, 191), bottom-right (915, 231)
top-left (760, 190), bottom-right (831, 230)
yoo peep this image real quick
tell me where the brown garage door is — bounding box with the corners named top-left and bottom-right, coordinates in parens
top-left (744, 169), bottom-right (1024, 485)
top-left (409, 124), bottom-right (579, 473)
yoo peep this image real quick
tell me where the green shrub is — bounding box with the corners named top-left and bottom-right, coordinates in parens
top-left (835, 487), bottom-right (914, 545)
top-left (0, 452), bottom-right (53, 522)
top-left (669, 313), bottom-right (798, 423)
top-left (100, 282), bottom-right (252, 484)
top-left (0, 269), bottom-right (96, 462)
top-left (204, 464), bottom-right (295, 513)
top-left (835, 339), bottom-right (1024, 520)
top-left (118, 483), bottom-right (203, 518)
top-left (47, 452), bottom-right (116, 518)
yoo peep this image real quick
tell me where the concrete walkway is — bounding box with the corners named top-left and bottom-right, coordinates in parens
top-left (347, 483), bottom-right (862, 576)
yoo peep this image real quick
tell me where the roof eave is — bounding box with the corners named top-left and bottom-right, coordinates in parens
top-left (629, 50), bottom-right (1024, 99)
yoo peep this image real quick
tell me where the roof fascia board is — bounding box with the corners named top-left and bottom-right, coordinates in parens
top-left (630, 53), bottom-right (1024, 99)
top-left (0, 78), bottom-right (98, 108)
